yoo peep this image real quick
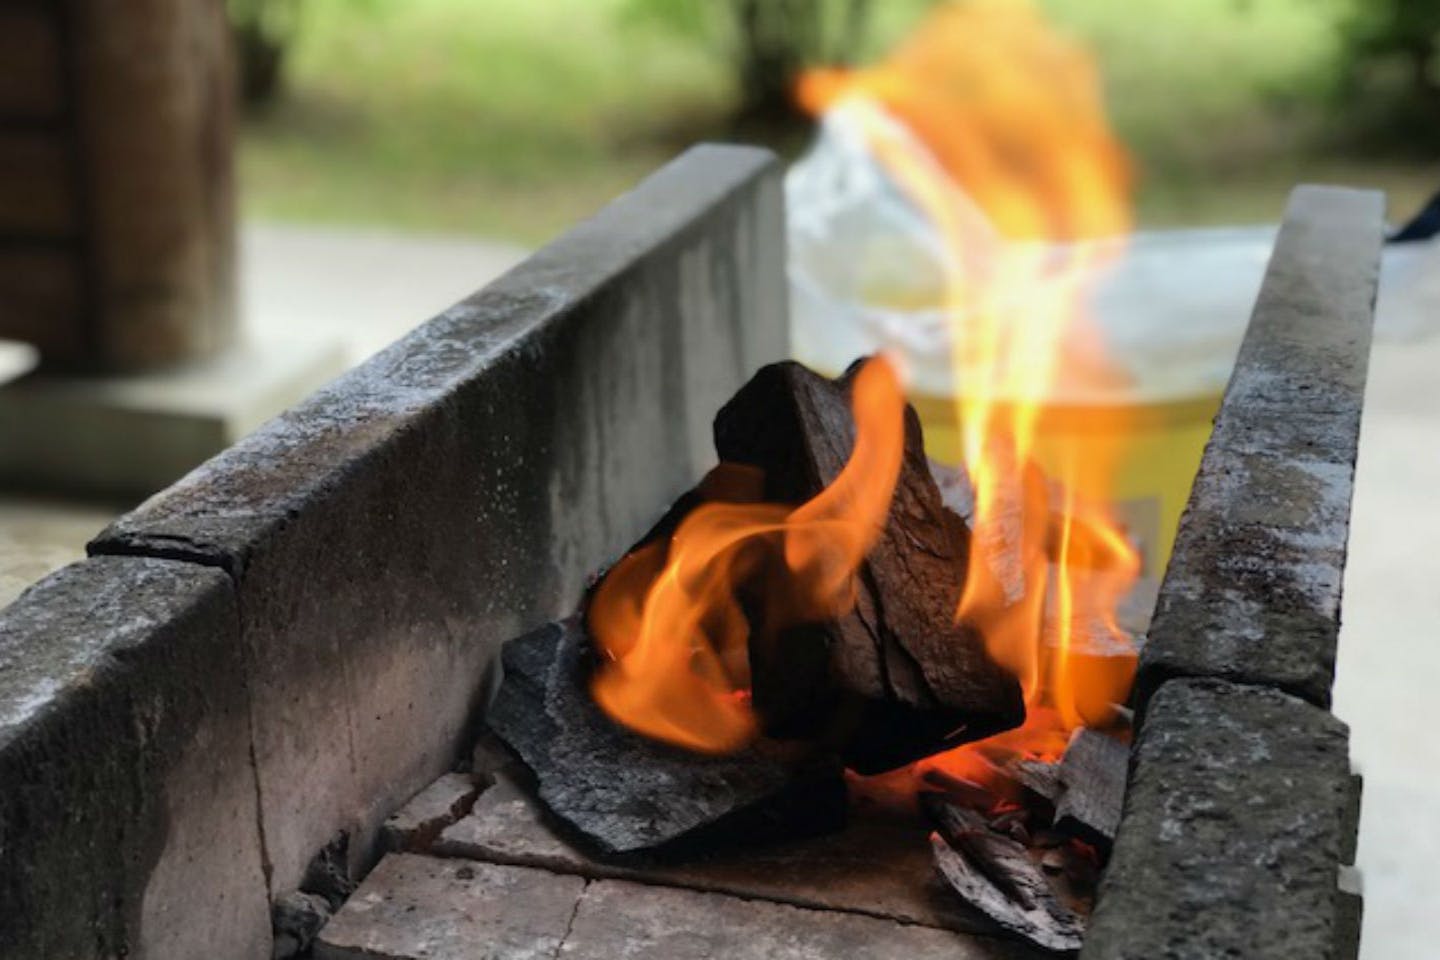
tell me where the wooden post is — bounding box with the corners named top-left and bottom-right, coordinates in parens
top-left (0, 0), bottom-right (236, 372)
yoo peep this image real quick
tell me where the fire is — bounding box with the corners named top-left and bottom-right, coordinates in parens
top-left (588, 357), bottom-right (906, 753)
top-left (592, 0), bottom-right (1144, 788)
top-left (799, 0), bottom-right (1141, 777)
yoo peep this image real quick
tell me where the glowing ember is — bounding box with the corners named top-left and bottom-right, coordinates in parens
top-left (799, 0), bottom-right (1142, 783)
top-left (588, 357), bottom-right (906, 753)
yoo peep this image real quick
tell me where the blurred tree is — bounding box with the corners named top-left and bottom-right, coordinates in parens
top-left (227, 0), bottom-right (384, 106)
top-left (228, 0), bottom-right (300, 105)
top-left (627, 0), bottom-right (874, 125)
top-left (1337, 0), bottom-right (1440, 149)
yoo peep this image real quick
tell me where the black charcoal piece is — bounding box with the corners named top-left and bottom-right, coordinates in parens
top-left (486, 618), bottom-right (843, 857)
top-left (1053, 729), bottom-right (1128, 850)
top-left (928, 802), bottom-right (1085, 952)
top-left (714, 361), bottom-right (1024, 773)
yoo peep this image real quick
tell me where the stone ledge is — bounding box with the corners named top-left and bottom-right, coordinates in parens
top-left (0, 556), bottom-right (270, 958)
top-left (1136, 185), bottom-right (1384, 712)
top-left (1081, 678), bottom-right (1352, 960)
top-left (381, 771), bottom-right (483, 854)
top-left (314, 855), bottom-right (585, 960)
top-left (85, 143), bottom-right (788, 896)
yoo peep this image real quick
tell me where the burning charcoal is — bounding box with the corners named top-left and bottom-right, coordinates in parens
top-left (918, 767), bottom-right (1000, 813)
top-left (485, 617), bottom-right (845, 857)
top-left (714, 361), bottom-right (1024, 772)
top-left (1009, 757), bottom-right (1064, 805)
top-left (927, 801), bottom-right (1085, 952)
top-left (990, 809), bottom-right (1031, 846)
top-left (1053, 728), bottom-right (1129, 850)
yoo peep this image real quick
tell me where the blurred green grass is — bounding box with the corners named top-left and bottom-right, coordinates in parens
top-left (239, 0), bottom-right (1437, 243)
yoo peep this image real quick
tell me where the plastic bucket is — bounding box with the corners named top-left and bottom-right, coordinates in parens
top-left (906, 389), bottom-right (1220, 579)
top-left (788, 227), bottom-right (1286, 579)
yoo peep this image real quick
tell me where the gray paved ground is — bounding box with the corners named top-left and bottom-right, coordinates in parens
top-left (0, 224), bottom-right (1435, 955)
top-left (1335, 332), bottom-right (1440, 960)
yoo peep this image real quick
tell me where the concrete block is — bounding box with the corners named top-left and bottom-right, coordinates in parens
top-left (1341, 772), bottom-right (1362, 865)
top-left (0, 336), bottom-right (349, 498)
top-left (380, 771), bottom-right (482, 853)
top-left (0, 6), bottom-right (64, 120)
top-left (1336, 866), bottom-right (1363, 960)
top-left (434, 774), bottom-right (577, 870)
top-left (313, 855), bottom-right (585, 960)
top-left (485, 618), bottom-right (841, 855)
top-left (0, 557), bottom-right (270, 959)
top-left (91, 144), bottom-right (789, 894)
top-left (1137, 186), bottom-right (1383, 711)
top-left (561, 878), bottom-right (1041, 960)
top-left (315, 854), bottom-right (1036, 960)
top-left (435, 773), bottom-right (989, 934)
top-left (1081, 679), bottom-right (1352, 960)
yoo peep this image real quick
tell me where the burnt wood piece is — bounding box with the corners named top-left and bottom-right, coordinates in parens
top-left (1053, 729), bottom-right (1128, 851)
top-left (928, 802), bottom-right (1085, 952)
top-left (714, 361), bottom-right (1024, 773)
top-left (1011, 759), bottom-right (1065, 806)
top-left (1134, 186), bottom-right (1384, 713)
top-left (918, 757), bottom-right (1061, 813)
top-left (485, 618), bottom-right (844, 856)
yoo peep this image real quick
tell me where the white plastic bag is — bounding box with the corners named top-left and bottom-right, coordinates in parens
top-left (786, 104), bottom-right (1440, 402)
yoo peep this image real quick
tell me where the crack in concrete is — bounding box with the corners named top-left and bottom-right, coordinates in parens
top-left (551, 878), bottom-right (590, 960)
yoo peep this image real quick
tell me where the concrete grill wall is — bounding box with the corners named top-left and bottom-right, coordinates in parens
top-left (0, 160), bottom-right (1385, 958)
top-left (0, 144), bottom-right (787, 958)
top-left (1082, 186), bottom-right (1384, 960)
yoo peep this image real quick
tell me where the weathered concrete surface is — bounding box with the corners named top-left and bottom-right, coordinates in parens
top-left (487, 618), bottom-right (843, 855)
top-left (314, 854), bottom-right (585, 960)
top-left (0, 558), bottom-right (269, 959)
top-left (0, 336), bottom-right (349, 498)
top-left (435, 773), bottom-right (585, 867)
top-left (561, 878), bottom-right (1041, 960)
top-left (1136, 186), bottom-right (1384, 712)
top-left (1082, 679), bottom-right (1352, 960)
top-left (380, 772), bottom-right (482, 853)
top-left (90, 144), bottom-right (787, 894)
top-left (316, 853), bottom-right (1038, 960)
top-left (435, 772), bottom-right (989, 933)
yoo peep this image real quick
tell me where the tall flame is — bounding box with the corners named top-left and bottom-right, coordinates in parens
top-left (588, 357), bottom-right (906, 753)
top-left (800, 0), bottom-right (1141, 772)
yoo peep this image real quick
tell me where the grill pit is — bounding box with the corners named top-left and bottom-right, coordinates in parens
top-left (0, 150), bottom-right (1380, 960)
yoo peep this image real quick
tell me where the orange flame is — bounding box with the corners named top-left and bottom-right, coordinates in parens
top-left (800, 0), bottom-right (1141, 778)
top-left (588, 357), bottom-right (906, 753)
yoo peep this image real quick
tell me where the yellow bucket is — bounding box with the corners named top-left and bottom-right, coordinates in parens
top-left (907, 389), bottom-right (1221, 579)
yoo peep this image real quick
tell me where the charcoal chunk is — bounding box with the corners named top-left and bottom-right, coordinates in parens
top-left (714, 361), bottom-right (1024, 772)
top-left (486, 618), bottom-right (843, 856)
